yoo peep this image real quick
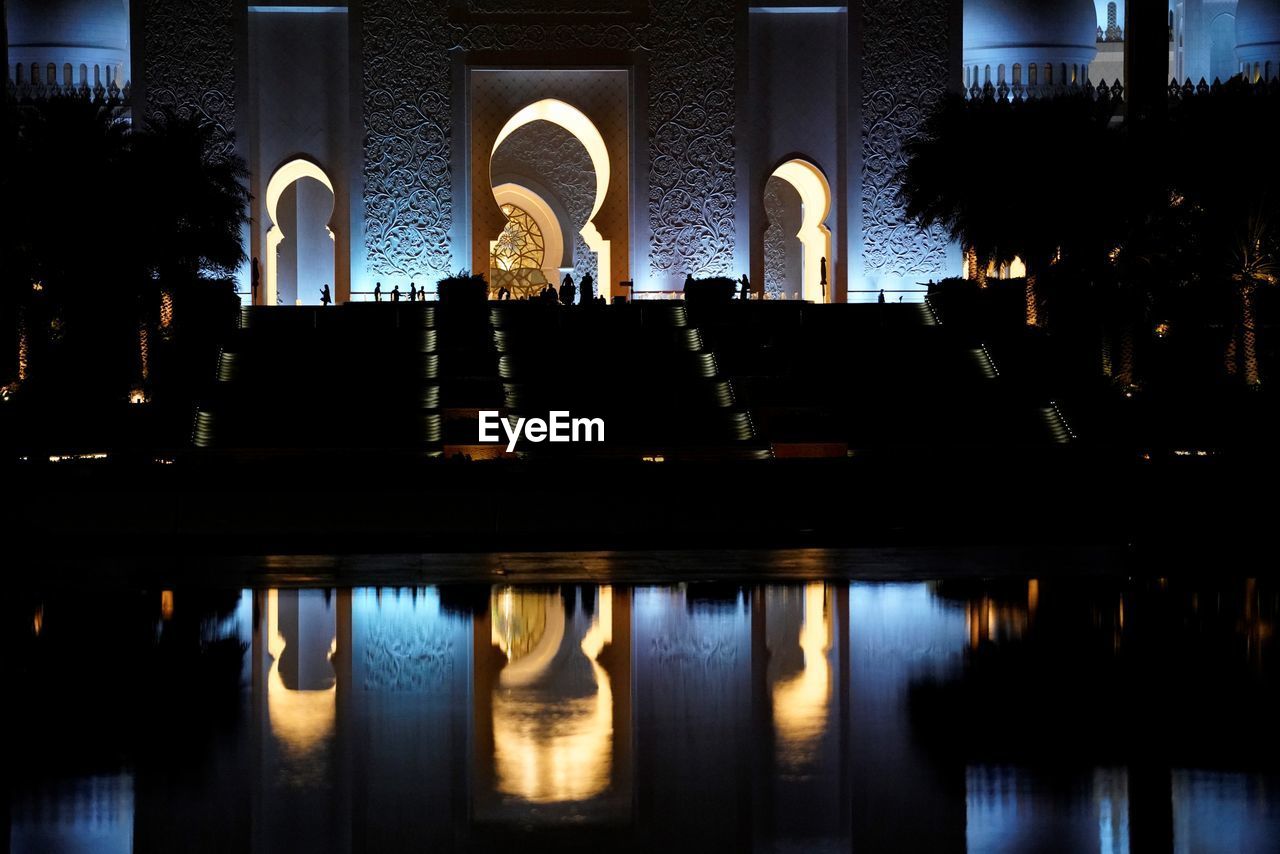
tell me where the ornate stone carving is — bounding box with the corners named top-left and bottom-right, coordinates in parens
top-left (138, 0), bottom-right (236, 157)
top-left (861, 0), bottom-right (951, 277)
top-left (361, 3), bottom-right (456, 281)
top-left (362, 0), bottom-right (737, 282)
top-left (642, 0), bottom-right (738, 278)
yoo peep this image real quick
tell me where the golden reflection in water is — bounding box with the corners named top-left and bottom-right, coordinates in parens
top-left (772, 583), bottom-right (832, 768)
top-left (160, 590), bottom-right (174, 621)
top-left (266, 589), bottom-right (336, 763)
top-left (491, 586), bottom-right (614, 804)
top-left (33, 604), bottom-right (43, 636)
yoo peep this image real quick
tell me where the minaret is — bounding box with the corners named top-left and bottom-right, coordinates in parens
top-left (1106, 2), bottom-right (1124, 40)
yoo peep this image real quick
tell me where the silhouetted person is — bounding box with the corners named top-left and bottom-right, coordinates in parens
top-left (392, 284), bottom-right (401, 302)
top-left (561, 278), bottom-right (576, 305)
top-left (542, 282), bottom-right (559, 303)
top-left (820, 256), bottom-right (828, 301)
top-left (374, 281), bottom-right (382, 302)
top-left (878, 289), bottom-right (886, 304)
top-left (562, 272), bottom-right (574, 290)
top-left (739, 274), bottom-right (750, 300)
top-left (320, 284), bottom-right (332, 306)
top-left (580, 273), bottom-right (594, 304)
top-left (250, 256), bottom-right (260, 304)
top-left (684, 272), bottom-right (695, 292)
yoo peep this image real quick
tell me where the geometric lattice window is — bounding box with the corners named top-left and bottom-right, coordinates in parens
top-left (490, 203), bottom-right (548, 298)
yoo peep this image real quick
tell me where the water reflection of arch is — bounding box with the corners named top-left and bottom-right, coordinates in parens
top-left (475, 585), bottom-right (633, 823)
top-left (768, 583), bottom-right (834, 770)
top-left (252, 587), bottom-right (350, 817)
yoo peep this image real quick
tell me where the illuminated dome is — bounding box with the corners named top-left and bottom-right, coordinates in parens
top-left (963, 0), bottom-right (1100, 88)
top-left (1236, 0), bottom-right (1280, 79)
top-left (6, 0), bottom-right (130, 87)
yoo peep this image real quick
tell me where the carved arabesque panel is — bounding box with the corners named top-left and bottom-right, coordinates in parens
top-left (861, 0), bottom-right (951, 277)
top-left (643, 0), bottom-right (737, 278)
top-left (139, 0), bottom-right (237, 158)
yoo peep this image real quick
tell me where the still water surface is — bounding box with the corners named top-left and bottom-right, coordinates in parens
top-left (8, 573), bottom-right (1280, 852)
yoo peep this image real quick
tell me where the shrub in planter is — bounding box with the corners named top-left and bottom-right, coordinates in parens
top-left (437, 271), bottom-right (488, 305)
top-left (683, 276), bottom-right (737, 305)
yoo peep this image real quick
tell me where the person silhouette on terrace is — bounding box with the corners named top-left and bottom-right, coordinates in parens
top-left (542, 282), bottom-right (559, 303)
top-left (392, 284), bottom-right (401, 302)
top-left (878, 289), bottom-right (886, 304)
top-left (374, 281), bottom-right (382, 302)
top-left (580, 272), bottom-right (595, 304)
top-left (320, 284), bottom-right (332, 306)
top-left (561, 276), bottom-right (576, 306)
top-left (739, 274), bottom-right (751, 300)
top-left (251, 256), bottom-right (260, 304)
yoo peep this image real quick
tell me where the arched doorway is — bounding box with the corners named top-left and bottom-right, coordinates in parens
top-left (489, 100), bottom-right (613, 300)
top-left (264, 159), bottom-right (336, 307)
top-left (764, 159), bottom-right (832, 303)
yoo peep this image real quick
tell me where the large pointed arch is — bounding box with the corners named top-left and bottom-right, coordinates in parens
top-left (264, 158), bottom-right (336, 307)
top-left (491, 100), bottom-right (613, 300)
top-left (769, 159), bottom-right (832, 303)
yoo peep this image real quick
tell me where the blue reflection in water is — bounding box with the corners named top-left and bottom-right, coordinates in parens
top-left (7, 574), bottom-right (1279, 853)
top-left (966, 766), bottom-right (1131, 854)
top-left (1173, 770), bottom-right (1280, 854)
top-left (10, 774), bottom-right (134, 854)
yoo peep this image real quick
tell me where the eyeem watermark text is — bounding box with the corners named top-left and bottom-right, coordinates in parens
top-left (479, 411), bottom-right (605, 452)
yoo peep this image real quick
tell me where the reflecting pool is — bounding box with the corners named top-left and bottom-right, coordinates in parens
top-left (7, 572), bottom-right (1280, 852)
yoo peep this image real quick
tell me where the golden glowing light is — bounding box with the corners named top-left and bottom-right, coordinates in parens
top-left (770, 160), bottom-right (832, 303)
top-left (16, 309), bottom-right (29, 382)
top-left (266, 589), bottom-right (337, 760)
top-left (492, 100), bottom-right (613, 299)
top-left (772, 583), bottom-right (832, 768)
top-left (160, 590), bottom-right (174, 620)
top-left (489, 203), bottom-right (547, 296)
top-left (33, 605), bottom-right (43, 636)
top-left (128, 387), bottom-right (150, 405)
top-left (492, 182), bottom-right (564, 275)
top-left (491, 586), bottom-right (614, 804)
top-left (159, 290), bottom-right (174, 330)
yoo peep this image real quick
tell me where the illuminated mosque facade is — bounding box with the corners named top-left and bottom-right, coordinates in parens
top-left (6, 0), bottom-right (1280, 305)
